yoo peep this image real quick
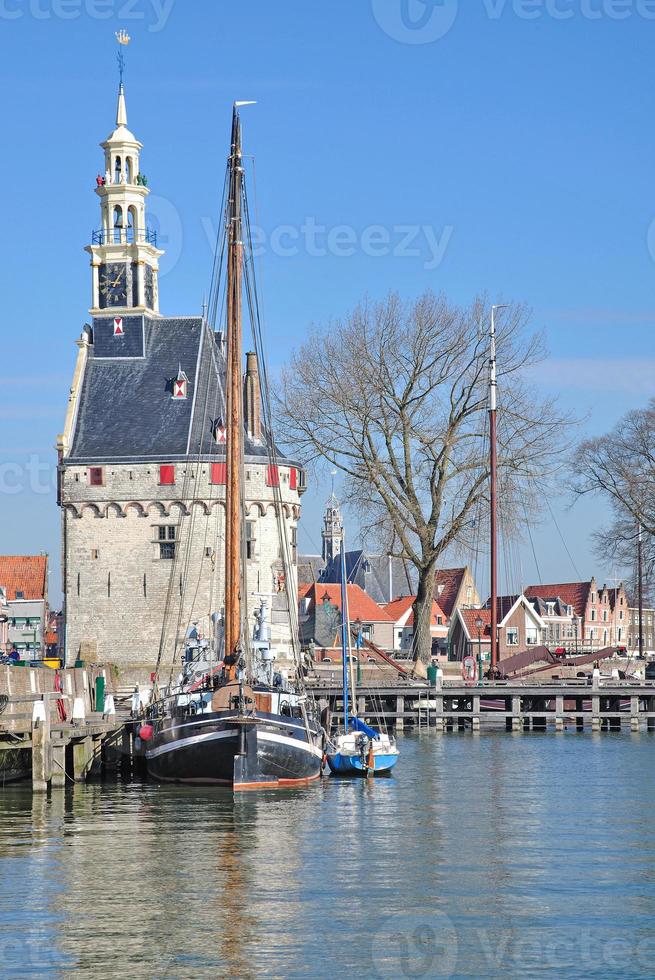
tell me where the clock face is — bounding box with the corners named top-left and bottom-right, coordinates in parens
top-left (98, 263), bottom-right (128, 308)
top-left (144, 265), bottom-right (154, 309)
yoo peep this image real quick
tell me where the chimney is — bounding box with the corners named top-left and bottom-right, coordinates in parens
top-left (244, 351), bottom-right (262, 441)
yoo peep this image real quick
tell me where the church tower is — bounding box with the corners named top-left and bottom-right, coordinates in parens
top-left (322, 494), bottom-right (343, 564)
top-left (84, 76), bottom-right (163, 315)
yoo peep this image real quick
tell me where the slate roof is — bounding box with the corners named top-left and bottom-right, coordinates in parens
top-left (525, 582), bottom-right (592, 618)
top-left (67, 315), bottom-right (292, 464)
top-left (319, 550), bottom-right (415, 605)
top-left (299, 583), bottom-right (393, 623)
top-left (0, 556), bottom-right (47, 601)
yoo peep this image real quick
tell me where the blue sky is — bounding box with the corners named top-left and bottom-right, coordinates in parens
top-left (1, 0), bottom-right (654, 604)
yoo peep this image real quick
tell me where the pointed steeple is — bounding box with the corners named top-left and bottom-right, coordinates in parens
top-left (116, 83), bottom-right (128, 128)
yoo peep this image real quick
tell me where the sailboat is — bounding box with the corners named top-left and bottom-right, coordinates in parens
top-left (326, 534), bottom-right (399, 776)
top-left (143, 105), bottom-right (324, 790)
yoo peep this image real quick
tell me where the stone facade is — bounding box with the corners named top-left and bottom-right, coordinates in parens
top-left (61, 460), bottom-right (301, 668)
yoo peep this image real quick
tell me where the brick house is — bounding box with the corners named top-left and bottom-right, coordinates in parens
top-left (525, 579), bottom-right (629, 652)
top-left (448, 595), bottom-right (546, 663)
top-left (434, 567), bottom-right (480, 620)
top-left (627, 605), bottom-right (655, 654)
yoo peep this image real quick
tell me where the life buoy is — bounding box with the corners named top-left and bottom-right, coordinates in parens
top-left (462, 655), bottom-right (477, 684)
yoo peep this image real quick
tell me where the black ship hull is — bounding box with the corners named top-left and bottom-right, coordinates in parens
top-left (145, 709), bottom-right (323, 790)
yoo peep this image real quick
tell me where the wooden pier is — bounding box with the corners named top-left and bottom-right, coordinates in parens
top-left (308, 676), bottom-right (655, 734)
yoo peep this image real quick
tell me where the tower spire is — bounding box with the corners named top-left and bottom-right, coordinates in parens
top-left (115, 30), bottom-right (130, 127)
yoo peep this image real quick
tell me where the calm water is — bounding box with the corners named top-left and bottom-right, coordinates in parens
top-left (2, 733), bottom-right (655, 979)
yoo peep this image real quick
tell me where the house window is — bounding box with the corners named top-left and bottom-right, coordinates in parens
top-left (618, 628), bottom-right (622, 641)
top-left (88, 467), bottom-right (104, 486)
top-left (566, 605), bottom-right (573, 616)
top-left (159, 465), bottom-right (175, 485)
top-left (591, 609), bottom-right (596, 621)
top-left (210, 462), bottom-right (227, 485)
top-left (246, 521), bottom-right (256, 560)
top-left (437, 616), bottom-right (443, 625)
top-left (289, 467), bottom-right (298, 490)
top-left (506, 627), bottom-right (519, 646)
top-left (619, 610), bottom-right (623, 621)
top-left (361, 625), bottom-right (372, 641)
top-left (591, 593), bottom-right (596, 603)
top-left (526, 627), bottom-right (538, 646)
top-left (603, 610), bottom-right (608, 622)
top-left (266, 465), bottom-right (280, 487)
top-left (158, 525), bottom-right (176, 560)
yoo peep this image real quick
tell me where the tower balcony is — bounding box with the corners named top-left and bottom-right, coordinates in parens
top-left (91, 228), bottom-right (158, 247)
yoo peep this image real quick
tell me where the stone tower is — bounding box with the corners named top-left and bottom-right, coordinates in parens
top-left (57, 78), bottom-right (305, 670)
top-left (321, 494), bottom-right (343, 565)
top-left (85, 82), bottom-right (163, 316)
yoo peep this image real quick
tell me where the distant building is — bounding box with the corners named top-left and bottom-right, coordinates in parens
top-left (526, 595), bottom-right (579, 650)
top-left (525, 579), bottom-right (629, 652)
top-left (299, 495), bottom-right (415, 604)
top-left (627, 605), bottom-right (655, 654)
top-left (383, 595), bottom-right (449, 655)
top-left (449, 594), bottom-right (546, 663)
top-left (433, 567), bottom-right (480, 619)
top-left (0, 555), bottom-right (48, 660)
top-left (299, 582), bottom-right (395, 658)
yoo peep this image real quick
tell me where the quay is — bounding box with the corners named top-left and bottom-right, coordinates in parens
top-left (0, 666), bottom-right (139, 791)
top-left (308, 674), bottom-right (655, 734)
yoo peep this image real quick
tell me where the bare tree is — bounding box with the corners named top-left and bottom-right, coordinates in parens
top-left (278, 292), bottom-right (572, 662)
top-left (573, 399), bottom-right (655, 599)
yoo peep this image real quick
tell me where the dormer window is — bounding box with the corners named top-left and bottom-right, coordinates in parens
top-left (172, 367), bottom-right (189, 400)
top-left (88, 467), bottom-right (104, 486)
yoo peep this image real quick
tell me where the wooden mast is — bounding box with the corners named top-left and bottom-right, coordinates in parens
top-left (224, 106), bottom-right (244, 677)
top-left (489, 306), bottom-right (500, 671)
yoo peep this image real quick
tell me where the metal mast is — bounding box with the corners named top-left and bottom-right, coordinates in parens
top-left (224, 106), bottom-right (244, 677)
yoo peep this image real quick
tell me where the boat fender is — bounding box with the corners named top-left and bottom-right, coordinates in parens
top-left (139, 723), bottom-right (154, 741)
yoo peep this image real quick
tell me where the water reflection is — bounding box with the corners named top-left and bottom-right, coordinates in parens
top-left (2, 736), bottom-right (655, 978)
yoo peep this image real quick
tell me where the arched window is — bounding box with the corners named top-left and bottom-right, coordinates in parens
top-left (125, 157), bottom-right (133, 183)
top-left (127, 206), bottom-right (137, 244)
top-left (114, 156), bottom-right (122, 185)
top-left (113, 205), bottom-right (123, 243)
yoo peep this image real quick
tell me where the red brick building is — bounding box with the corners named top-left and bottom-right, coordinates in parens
top-left (525, 578), bottom-right (629, 652)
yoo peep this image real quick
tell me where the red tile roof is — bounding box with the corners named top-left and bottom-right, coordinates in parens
top-left (460, 608), bottom-right (491, 639)
top-left (525, 582), bottom-right (591, 618)
top-left (302, 583), bottom-right (393, 622)
top-left (0, 556), bottom-right (47, 601)
top-left (384, 595), bottom-right (446, 627)
top-left (433, 568), bottom-right (467, 617)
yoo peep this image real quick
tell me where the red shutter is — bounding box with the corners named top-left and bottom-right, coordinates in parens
top-left (211, 462), bottom-right (227, 485)
top-left (89, 467), bottom-right (103, 486)
top-left (266, 465), bottom-right (280, 487)
top-left (289, 467), bottom-right (297, 490)
top-left (159, 465), bottom-right (175, 486)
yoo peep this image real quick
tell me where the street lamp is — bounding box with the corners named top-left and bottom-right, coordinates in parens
top-left (475, 615), bottom-right (484, 686)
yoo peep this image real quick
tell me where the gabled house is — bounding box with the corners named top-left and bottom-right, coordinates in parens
top-left (383, 596), bottom-right (449, 655)
top-left (433, 567), bottom-right (480, 619)
top-left (525, 579), bottom-right (629, 652)
top-left (299, 582), bottom-right (395, 658)
top-left (0, 555), bottom-right (48, 659)
top-left (448, 594), bottom-right (546, 663)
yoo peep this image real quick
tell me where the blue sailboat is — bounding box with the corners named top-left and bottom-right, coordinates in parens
top-left (325, 537), bottom-right (399, 777)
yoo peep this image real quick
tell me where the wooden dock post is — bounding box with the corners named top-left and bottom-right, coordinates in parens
top-left (72, 735), bottom-right (93, 781)
top-left (555, 696), bottom-right (564, 732)
top-left (511, 696), bottom-right (521, 732)
top-left (592, 695), bottom-right (600, 731)
top-left (472, 696), bottom-right (480, 731)
top-left (31, 697), bottom-right (51, 793)
top-left (395, 696), bottom-right (404, 732)
top-left (51, 735), bottom-right (67, 788)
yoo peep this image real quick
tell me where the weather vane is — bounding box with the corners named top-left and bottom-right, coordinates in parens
top-left (115, 29), bottom-right (130, 86)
